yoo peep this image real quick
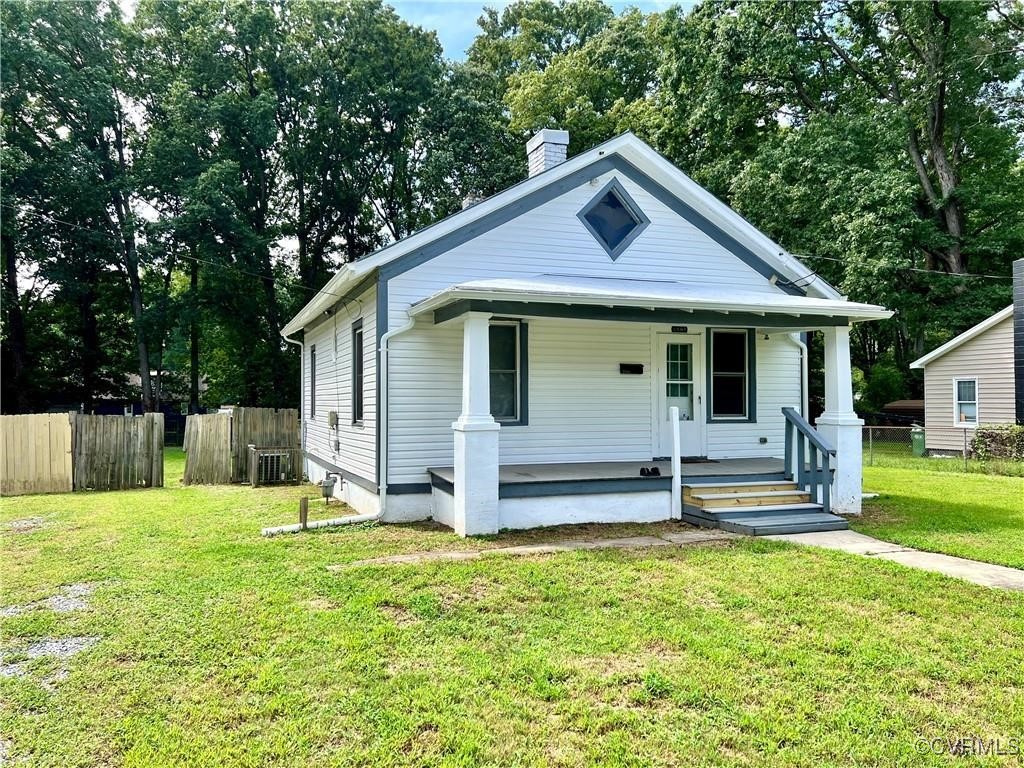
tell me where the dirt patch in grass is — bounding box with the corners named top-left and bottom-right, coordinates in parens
top-left (3, 516), bottom-right (46, 533)
top-left (0, 582), bottom-right (96, 617)
top-left (378, 603), bottom-right (421, 627)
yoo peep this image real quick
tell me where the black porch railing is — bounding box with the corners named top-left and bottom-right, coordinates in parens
top-left (782, 407), bottom-right (837, 515)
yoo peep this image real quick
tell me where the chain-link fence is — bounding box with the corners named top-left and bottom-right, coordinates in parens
top-left (864, 425), bottom-right (977, 471)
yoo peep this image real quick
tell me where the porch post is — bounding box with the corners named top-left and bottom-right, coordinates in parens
top-left (452, 311), bottom-right (500, 536)
top-left (815, 325), bottom-right (863, 514)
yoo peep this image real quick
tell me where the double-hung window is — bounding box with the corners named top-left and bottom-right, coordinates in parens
top-left (309, 345), bottom-right (317, 418)
top-left (709, 329), bottom-right (752, 421)
top-left (489, 321), bottom-right (526, 424)
top-left (351, 320), bottom-right (364, 425)
top-left (954, 378), bottom-right (977, 425)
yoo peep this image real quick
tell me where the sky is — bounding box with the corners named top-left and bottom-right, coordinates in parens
top-left (390, 1), bottom-right (686, 60)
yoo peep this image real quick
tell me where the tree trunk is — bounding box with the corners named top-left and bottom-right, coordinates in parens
top-left (1, 225), bottom-right (31, 413)
top-left (189, 257), bottom-right (201, 414)
top-left (78, 269), bottom-right (101, 414)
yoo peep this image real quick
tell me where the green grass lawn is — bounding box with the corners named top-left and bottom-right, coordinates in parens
top-left (856, 466), bottom-right (1024, 570)
top-left (2, 450), bottom-right (1023, 766)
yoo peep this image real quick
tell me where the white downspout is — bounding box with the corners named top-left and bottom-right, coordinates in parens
top-left (283, 333), bottom-right (305, 454)
top-left (787, 333), bottom-right (809, 419)
top-left (264, 311), bottom-right (416, 536)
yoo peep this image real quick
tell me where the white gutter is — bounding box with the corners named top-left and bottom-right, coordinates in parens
top-left (283, 333), bottom-right (305, 451)
top-left (263, 310), bottom-right (417, 537)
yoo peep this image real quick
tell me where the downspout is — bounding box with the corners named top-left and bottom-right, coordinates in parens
top-left (787, 333), bottom-right (809, 419)
top-left (283, 333), bottom-right (305, 453)
top-left (263, 311), bottom-right (417, 536)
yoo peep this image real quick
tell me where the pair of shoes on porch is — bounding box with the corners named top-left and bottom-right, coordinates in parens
top-left (639, 466), bottom-right (662, 477)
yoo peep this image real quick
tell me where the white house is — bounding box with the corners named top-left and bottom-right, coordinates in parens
top-left (281, 131), bottom-right (892, 537)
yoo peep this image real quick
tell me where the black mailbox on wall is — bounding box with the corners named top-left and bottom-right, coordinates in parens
top-left (619, 363), bottom-right (644, 375)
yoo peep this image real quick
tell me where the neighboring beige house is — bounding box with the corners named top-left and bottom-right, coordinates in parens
top-left (911, 305), bottom-right (1016, 453)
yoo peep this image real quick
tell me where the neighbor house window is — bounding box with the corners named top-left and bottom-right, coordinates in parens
top-left (309, 345), bottom-right (316, 418)
top-left (577, 179), bottom-right (650, 260)
top-left (954, 378), bottom-right (977, 425)
top-left (710, 329), bottom-right (752, 420)
top-left (489, 321), bottom-right (527, 424)
top-left (352, 319), bottom-right (364, 424)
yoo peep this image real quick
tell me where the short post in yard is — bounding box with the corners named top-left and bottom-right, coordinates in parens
top-left (670, 406), bottom-right (682, 519)
top-left (298, 496), bottom-right (308, 530)
top-left (452, 311), bottom-right (501, 536)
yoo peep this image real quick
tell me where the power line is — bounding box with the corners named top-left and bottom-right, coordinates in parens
top-left (792, 252), bottom-right (1012, 281)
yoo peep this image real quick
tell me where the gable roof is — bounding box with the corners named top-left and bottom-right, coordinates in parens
top-left (282, 132), bottom-right (844, 336)
top-left (910, 306), bottom-right (1013, 369)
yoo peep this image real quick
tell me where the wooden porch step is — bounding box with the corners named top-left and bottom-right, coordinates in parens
top-left (683, 480), bottom-right (798, 495)
top-left (682, 502), bottom-right (823, 522)
top-left (687, 490), bottom-right (811, 508)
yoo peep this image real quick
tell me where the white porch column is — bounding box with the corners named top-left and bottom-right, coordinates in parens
top-left (452, 311), bottom-right (500, 536)
top-left (815, 325), bottom-right (863, 514)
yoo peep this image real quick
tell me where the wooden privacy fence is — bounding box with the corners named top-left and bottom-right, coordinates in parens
top-left (72, 413), bottom-right (164, 491)
top-left (1, 414), bottom-right (73, 495)
top-left (183, 407), bottom-right (300, 485)
top-left (1, 412), bottom-right (164, 496)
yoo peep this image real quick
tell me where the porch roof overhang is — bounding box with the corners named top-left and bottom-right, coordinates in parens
top-left (411, 275), bottom-right (893, 329)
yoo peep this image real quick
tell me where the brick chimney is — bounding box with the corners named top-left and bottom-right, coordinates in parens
top-left (1014, 258), bottom-right (1024, 424)
top-left (526, 129), bottom-right (569, 177)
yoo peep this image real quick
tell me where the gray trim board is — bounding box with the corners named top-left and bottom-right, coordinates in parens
top-left (576, 177), bottom-right (650, 260)
top-left (706, 328), bottom-right (758, 424)
top-left (499, 477), bottom-right (671, 497)
top-left (305, 452), bottom-right (378, 494)
top-left (434, 300), bottom-right (848, 329)
top-left (388, 482), bottom-right (432, 495)
top-left (1013, 258), bottom-right (1023, 424)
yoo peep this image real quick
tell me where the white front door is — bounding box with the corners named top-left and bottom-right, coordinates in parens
top-left (656, 334), bottom-right (704, 458)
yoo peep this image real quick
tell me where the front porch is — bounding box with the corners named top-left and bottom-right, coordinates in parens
top-left (407, 275), bottom-right (890, 536)
top-left (428, 456), bottom-right (786, 496)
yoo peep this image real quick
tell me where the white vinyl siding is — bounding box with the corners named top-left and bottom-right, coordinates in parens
top-left (303, 283), bottom-right (377, 483)
top-left (922, 315), bottom-right (1015, 451)
top-left (386, 169), bottom-right (781, 333)
top-left (387, 321), bottom-right (800, 484)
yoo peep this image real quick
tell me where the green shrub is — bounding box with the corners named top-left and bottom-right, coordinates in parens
top-left (970, 424), bottom-right (1024, 461)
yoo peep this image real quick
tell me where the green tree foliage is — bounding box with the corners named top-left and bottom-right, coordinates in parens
top-left (2, 0), bottom-right (1021, 414)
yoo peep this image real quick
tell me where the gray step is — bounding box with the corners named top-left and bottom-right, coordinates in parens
top-left (683, 502), bottom-right (823, 522)
top-left (717, 512), bottom-right (849, 536)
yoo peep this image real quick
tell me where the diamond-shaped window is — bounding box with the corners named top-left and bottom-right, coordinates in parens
top-left (577, 179), bottom-right (649, 260)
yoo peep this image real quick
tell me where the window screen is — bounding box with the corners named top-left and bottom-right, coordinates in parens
top-left (711, 330), bottom-right (749, 419)
top-left (489, 323), bottom-right (519, 421)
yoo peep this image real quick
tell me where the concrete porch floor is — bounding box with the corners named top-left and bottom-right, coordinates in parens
top-left (428, 457), bottom-right (785, 485)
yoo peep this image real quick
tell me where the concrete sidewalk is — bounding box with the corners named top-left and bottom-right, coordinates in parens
top-left (766, 529), bottom-right (1024, 591)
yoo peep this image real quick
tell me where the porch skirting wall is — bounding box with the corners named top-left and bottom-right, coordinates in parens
top-left (432, 485), bottom-right (672, 531)
top-left (387, 318), bottom-right (803, 488)
top-left (305, 454), bottom-right (431, 523)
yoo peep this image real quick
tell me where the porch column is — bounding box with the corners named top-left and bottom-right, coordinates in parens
top-left (815, 325), bottom-right (863, 514)
top-left (452, 311), bottom-right (500, 536)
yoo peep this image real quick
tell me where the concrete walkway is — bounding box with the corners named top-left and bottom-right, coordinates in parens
top-left (766, 530), bottom-right (1024, 591)
top-left (331, 529), bottom-right (739, 568)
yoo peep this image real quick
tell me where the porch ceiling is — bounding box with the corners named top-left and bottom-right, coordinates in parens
top-left (412, 275), bottom-right (893, 328)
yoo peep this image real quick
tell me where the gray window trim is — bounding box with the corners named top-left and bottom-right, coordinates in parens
top-left (706, 329), bottom-right (757, 424)
top-left (351, 319), bottom-right (364, 426)
top-left (490, 319), bottom-right (529, 426)
top-left (309, 344), bottom-right (317, 419)
top-left (576, 177), bottom-right (651, 260)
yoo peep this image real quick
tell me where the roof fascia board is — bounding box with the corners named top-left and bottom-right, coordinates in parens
top-left (910, 305), bottom-right (1013, 368)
